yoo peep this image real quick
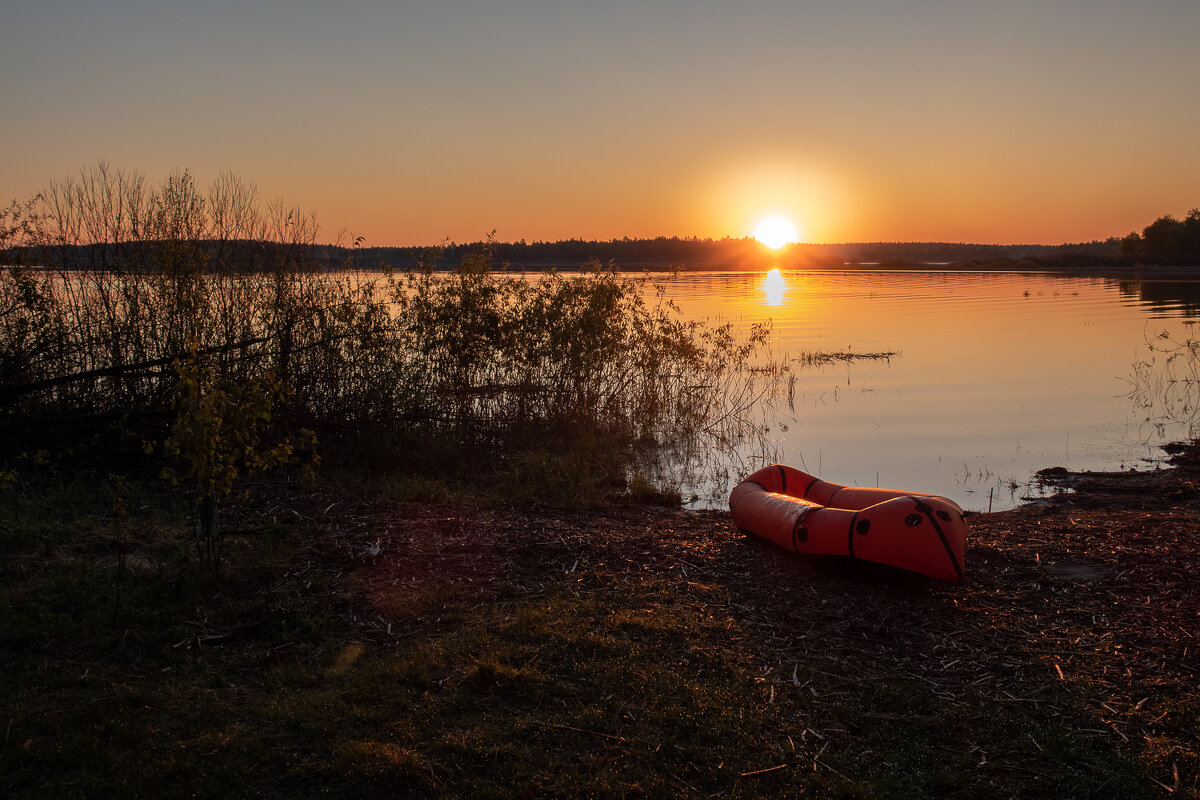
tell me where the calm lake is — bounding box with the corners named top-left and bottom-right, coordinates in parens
top-left (660, 270), bottom-right (1200, 512)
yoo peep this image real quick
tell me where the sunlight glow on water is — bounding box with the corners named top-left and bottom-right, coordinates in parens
top-left (663, 270), bottom-right (1200, 511)
top-left (763, 268), bottom-right (785, 307)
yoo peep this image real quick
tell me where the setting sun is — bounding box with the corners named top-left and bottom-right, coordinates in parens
top-left (753, 217), bottom-right (800, 249)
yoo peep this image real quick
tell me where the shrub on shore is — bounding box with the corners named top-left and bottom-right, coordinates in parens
top-left (1, 163), bottom-right (777, 539)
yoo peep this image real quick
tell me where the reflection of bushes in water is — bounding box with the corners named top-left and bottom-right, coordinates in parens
top-left (0, 164), bottom-right (778, 503)
top-left (1127, 323), bottom-right (1200, 438)
top-left (1117, 280), bottom-right (1200, 318)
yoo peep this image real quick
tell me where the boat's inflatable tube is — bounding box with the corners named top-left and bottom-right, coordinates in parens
top-left (729, 464), bottom-right (967, 582)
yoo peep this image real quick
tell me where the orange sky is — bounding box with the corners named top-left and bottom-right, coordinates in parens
top-left (4, 2), bottom-right (1198, 246)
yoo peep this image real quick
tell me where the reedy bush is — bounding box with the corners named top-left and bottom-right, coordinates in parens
top-left (2, 163), bottom-right (777, 507)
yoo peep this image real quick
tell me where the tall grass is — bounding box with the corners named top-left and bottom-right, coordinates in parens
top-left (1, 163), bottom-right (777, 506)
top-left (1127, 322), bottom-right (1200, 439)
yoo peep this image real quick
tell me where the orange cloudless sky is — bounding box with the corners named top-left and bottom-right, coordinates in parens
top-left (3, 1), bottom-right (1198, 246)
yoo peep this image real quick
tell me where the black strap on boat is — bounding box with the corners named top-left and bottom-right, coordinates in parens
top-left (845, 510), bottom-right (873, 559)
top-left (909, 497), bottom-right (964, 581)
top-left (776, 465), bottom-right (787, 494)
top-left (803, 477), bottom-right (823, 500)
top-left (790, 505), bottom-right (815, 551)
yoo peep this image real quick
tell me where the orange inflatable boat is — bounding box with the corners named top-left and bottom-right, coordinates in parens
top-left (729, 464), bottom-right (967, 582)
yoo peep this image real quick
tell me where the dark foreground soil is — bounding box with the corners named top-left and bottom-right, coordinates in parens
top-left (3, 460), bottom-right (1199, 798)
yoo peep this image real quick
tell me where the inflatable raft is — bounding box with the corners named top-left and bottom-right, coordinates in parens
top-left (729, 464), bottom-right (967, 582)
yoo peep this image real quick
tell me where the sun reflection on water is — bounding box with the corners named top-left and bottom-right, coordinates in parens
top-left (763, 268), bottom-right (785, 306)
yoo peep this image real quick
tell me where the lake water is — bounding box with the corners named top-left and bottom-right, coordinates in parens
top-left (661, 270), bottom-right (1200, 512)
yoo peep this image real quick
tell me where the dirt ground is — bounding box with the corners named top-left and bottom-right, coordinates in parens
top-left (9, 455), bottom-right (1196, 797)
top-left (328, 456), bottom-right (1200, 795)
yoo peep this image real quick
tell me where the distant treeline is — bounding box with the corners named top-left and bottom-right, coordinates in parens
top-left (2, 158), bottom-right (1195, 271)
top-left (318, 231), bottom-right (1200, 272)
top-left (12, 235), bottom-right (1147, 273)
top-left (1118, 210), bottom-right (1200, 266)
top-left (17, 236), bottom-right (341, 274)
top-left (340, 211), bottom-right (1200, 271)
top-left (343, 237), bottom-right (1133, 272)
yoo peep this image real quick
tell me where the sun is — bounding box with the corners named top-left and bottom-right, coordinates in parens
top-left (752, 216), bottom-right (800, 250)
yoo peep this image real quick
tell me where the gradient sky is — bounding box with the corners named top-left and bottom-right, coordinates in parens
top-left (4, 1), bottom-right (1198, 246)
